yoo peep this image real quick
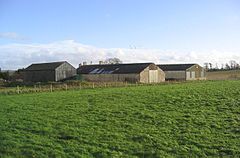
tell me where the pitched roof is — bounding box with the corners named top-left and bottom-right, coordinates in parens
top-left (78, 63), bottom-right (154, 74)
top-left (25, 61), bottom-right (66, 71)
top-left (157, 64), bottom-right (197, 71)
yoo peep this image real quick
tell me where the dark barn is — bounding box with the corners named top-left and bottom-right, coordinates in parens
top-left (157, 64), bottom-right (206, 81)
top-left (24, 61), bottom-right (76, 82)
top-left (77, 63), bottom-right (165, 83)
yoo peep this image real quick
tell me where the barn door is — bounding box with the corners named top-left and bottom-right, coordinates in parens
top-left (186, 72), bottom-right (190, 80)
top-left (63, 71), bottom-right (66, 78)
top-left (149, 70), bottom-right (158, 83)
top-left (191, 71), bottom-right (195, 79)
top-left (201, 70), bottom-right (205, 77)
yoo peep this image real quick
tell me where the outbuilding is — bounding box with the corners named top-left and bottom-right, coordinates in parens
top-left (24, 61), bottom-right (76, 82)
top-left (157, 64), bottom-right (206, 80)
top-left (77, 63), bottom-right (165, 83)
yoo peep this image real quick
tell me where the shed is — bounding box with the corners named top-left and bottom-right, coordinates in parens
top-left (77, 63), bottom-right (165, 83)
top-left (24, 61), bottom-right (76, 82)
top-left (157, 64), bottom-right (206, 80)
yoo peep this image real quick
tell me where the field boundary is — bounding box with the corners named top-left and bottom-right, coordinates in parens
top-left (207, 70), bottom-right (240, 80)
top-left (0, 81), bottom-right (195, 95)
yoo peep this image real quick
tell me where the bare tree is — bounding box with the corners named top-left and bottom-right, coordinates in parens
top-left (225, 63), bottom-right (230, 70)
top-left (221, 64), bottom-right (224, 69)
top-left (204, 63), bottom-right (209, 70)
top-left (209, 63), bottom-right (213, 70)
top-left (229, 60), bottom-right (237, 69)
top-left (104, 58), bottom-right (123, 64)
top-left (236, 63), bottom-right (240, 69)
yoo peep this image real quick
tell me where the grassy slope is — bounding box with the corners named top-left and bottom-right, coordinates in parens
top-left (0, 81), bottom-right (239, 157)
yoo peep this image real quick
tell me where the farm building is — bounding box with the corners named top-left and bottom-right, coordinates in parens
top-left (157, 64), bottom-right (206, 80)
top-left (77, 63), bottom-right (165, 83)
top-left (24, 61), bottom-right (76, 82)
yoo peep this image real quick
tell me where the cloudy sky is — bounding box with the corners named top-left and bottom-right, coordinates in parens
top-left (0, 0), bottom-right (240, 69)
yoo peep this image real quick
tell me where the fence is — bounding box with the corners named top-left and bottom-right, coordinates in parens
top-left (0, 80), bottom-right (193, 95)
top-left (0, 82), bottom-right (145, 95)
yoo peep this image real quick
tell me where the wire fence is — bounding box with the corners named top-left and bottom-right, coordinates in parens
top-left (0, 80), bottom-right (194, 95)
top-left (0, 82), bottom-right (148, 95)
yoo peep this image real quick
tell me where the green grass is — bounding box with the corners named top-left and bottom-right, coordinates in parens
top-left (0, 81), bottom-right (239, 157)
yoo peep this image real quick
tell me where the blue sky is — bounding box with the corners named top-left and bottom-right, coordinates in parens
top-left (0, 0), bottom-right (240, 69)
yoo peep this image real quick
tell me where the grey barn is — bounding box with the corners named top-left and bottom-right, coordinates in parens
top-left (77, 63), bottom-right (165, 83)
top-left (157, 64), bottom-right (206, 81)
top-left (24, 61), bottom-right (76, 82)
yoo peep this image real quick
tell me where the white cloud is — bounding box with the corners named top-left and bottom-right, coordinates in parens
top-left (0, 32), bottom-right (27, 40)
top-left (0, 40), bottom-right (240, 70)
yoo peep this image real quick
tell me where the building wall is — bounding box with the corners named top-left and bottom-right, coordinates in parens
top-left (24, 70), bottom-right (55, 82)
top-left (80, 64), bottom-right (165, 83)
top-left (24, 62), bottom-right (76, 82)
top-left (55, 62), bottom-right (76, 81)
top-left (206, 70), bottom-right (240, 80)
top-left (81, 74), bottom-right (140, 82)
top-left (186, 65), bottom-right (206, 80)
top-left (140, 65), bottom-right (165, 83)
top-left (163, 65), bottom-right (206, 81)
top-left (164, 71), bottom-right (186, 80)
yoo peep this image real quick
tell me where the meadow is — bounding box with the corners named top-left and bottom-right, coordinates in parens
top-left (0, 81), bottom-right (239, 157)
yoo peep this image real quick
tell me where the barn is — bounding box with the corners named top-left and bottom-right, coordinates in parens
top-left (77, 63), bottom-right (165, 83)
top-left (24, 61), bottom-right (76, 82)
top-left (157, 64), bottom-right (206, 80)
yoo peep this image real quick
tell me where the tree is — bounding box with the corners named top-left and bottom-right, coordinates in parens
top-left (104, 58), bottom-right (123, 64)
top-left (236, 63), bottom-right (240, 69)
top-left (225, 63), bottom-right (230, 70)
top-left (221, 64), bottom-right (224, 69)
top-left (229, 60), bottom-right (237, 69)
top-left (204, 63), bottom-right (209, 70)
top-left (209, 63), bottom-right (213, 70)
top-left (0, 71), bottom-right (10, 80)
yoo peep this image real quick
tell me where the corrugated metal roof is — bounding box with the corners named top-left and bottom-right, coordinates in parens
top-left (78, 63), bottom-right (154, 74)
top-left (157, 64), bottom-right (197, 71)
top-left (25, 61), bottom-right (66, 71)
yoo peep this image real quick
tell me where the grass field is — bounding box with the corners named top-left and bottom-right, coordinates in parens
top-left (0, 81), bottom-right (239, 157)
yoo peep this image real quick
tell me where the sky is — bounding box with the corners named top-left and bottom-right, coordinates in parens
top-left (0, 0), bottom-right (240, 69)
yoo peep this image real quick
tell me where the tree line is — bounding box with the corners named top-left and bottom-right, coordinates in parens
top-left (204, 60), bottom-right (240, 71)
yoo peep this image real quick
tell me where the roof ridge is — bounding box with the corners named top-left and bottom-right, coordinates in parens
top-left (80, 62), bottom-right (153, 66)
top-left (25, 61), bottom-right (68, 71)
top-left (157, 63), bottom-right (196, 65)
top-left (158, 64), bottom-right (199, 71)
top-left (78, 63), bottom-right (155, 74)
top-left (31, 61), bottom-right (66, 65)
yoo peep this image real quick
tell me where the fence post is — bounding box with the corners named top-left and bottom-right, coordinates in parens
top-left (39, 84), bottom-right (41, 92)
top-left (92, 83), bottom-right (95, 89)
top-left (104, 83), bottom-right (107, 88)
top-left (65, 84), bottom-right (68, 91)
top-left (79, 83), bottom-right (81, 90)
top-left (17, 86), bottom-right (20, 94)
top-left (50, 84), bottom-right (53, 92)
top-left (34, 85), bottom-right (37, 92)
